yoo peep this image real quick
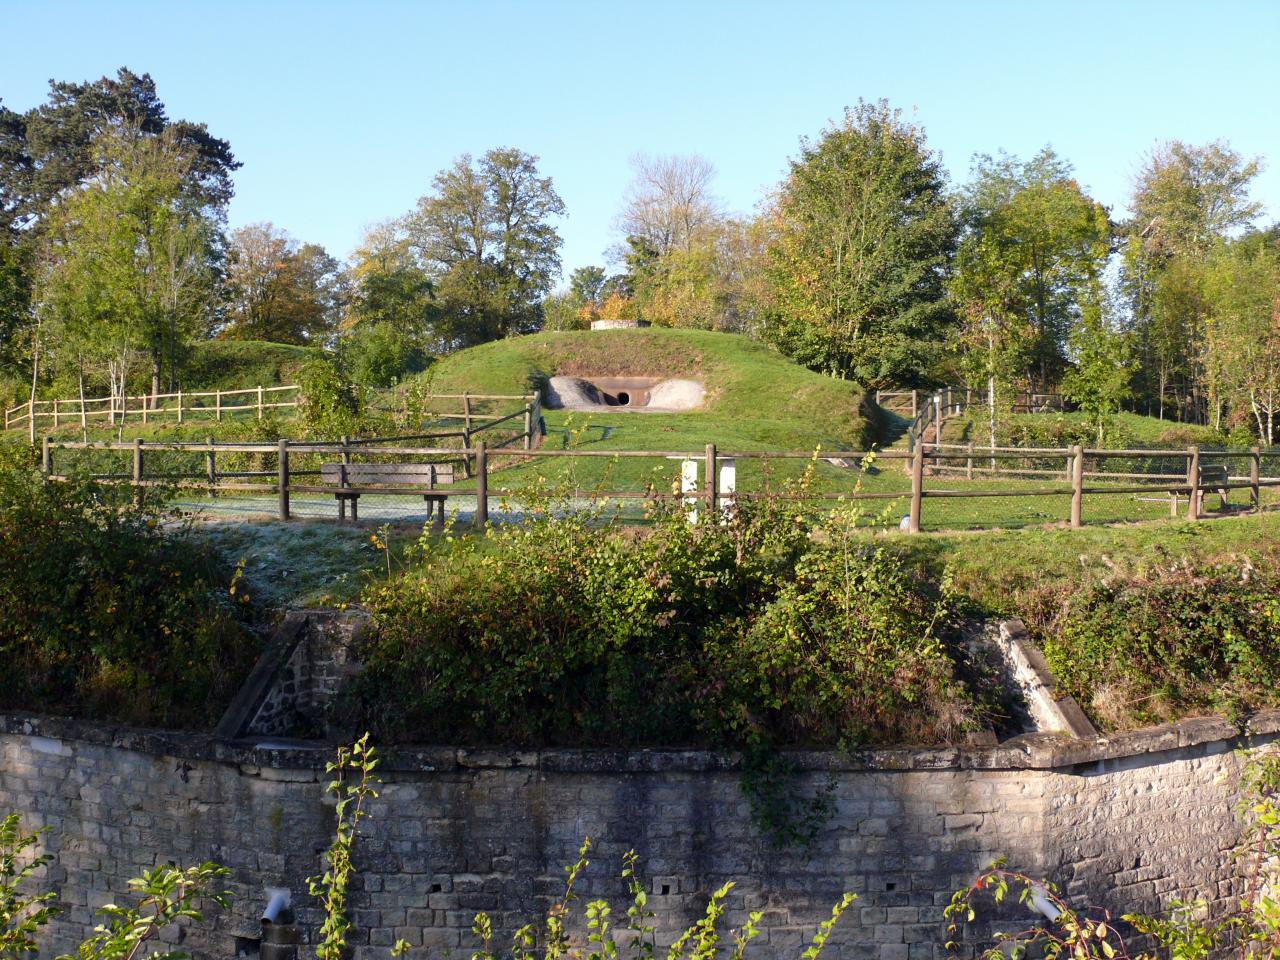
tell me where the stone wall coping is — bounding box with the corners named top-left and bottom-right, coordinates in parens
top-left (3, 708), bottom-right (1278, 776)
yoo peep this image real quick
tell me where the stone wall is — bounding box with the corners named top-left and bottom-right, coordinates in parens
top-left (239, 612), bottom-right (368, 740)
top-left (1, 712), bottom-right (1276, 960)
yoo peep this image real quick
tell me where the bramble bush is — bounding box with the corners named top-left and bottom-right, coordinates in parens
top-left (355, 490), bottom-right (992, 752)
top-left (1019, 556), bottom-right (1280, 731)
top-left (0, 445), bottom-right (259, 727)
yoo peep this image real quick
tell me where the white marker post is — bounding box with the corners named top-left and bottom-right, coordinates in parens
top-left (681, 457), bottom-right (700, 524)
top-left (718, 457), bottom-right (736, 522)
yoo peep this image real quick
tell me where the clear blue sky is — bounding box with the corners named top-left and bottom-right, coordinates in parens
top-left (4, 0), bottom-right (1278, 279)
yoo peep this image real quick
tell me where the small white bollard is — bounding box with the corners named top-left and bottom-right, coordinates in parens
top-left (718, 457), bottom-right (736, 522)
top-left (681, 457), bottom-right (700, 524)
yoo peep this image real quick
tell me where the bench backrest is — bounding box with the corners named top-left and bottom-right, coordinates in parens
top-left (320, 462), bottom-right (456, 487)
top-left (1197, 463), bottom-right (1229, 486)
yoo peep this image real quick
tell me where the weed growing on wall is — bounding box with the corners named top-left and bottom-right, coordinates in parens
top-left (0, 813), bottom-right (56, 957)
top-left (309, 734), bottom-right (381, 960)
top-left (0, 811), bottom-right (231, 960)
top-left (945, 748), bottom-right (1280, 960)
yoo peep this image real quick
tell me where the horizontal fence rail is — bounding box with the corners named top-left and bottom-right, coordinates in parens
top-left (38, 433), bottom-right (1280, 533)
top-left (5, 385), bottom-right (302, 436)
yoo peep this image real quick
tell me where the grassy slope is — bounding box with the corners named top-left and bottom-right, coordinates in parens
top-left (408, 329), bottom-right (873, 494)
top-left (889, 511), bottom-right (1280, 615)
top-left (416, 328), bottom-right (872, 449)
top-left (181, 340), bottom-right (318, 391)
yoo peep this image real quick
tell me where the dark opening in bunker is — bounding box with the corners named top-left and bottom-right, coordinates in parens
top-left (616, 391), bottom-right (631, 406)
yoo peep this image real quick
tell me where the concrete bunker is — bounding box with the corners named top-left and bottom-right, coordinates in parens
top-left (545, 376), bottom-right (705, 412)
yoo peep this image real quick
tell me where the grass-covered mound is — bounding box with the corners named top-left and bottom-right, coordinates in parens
top-left (182, 339), bottom-right (319, 391)
top-left (0, 446), bottom-right (260, 727)
top-left (415, 328), bottom-right (875, 451)
top-left (353, 497), bottom-right (994, 750)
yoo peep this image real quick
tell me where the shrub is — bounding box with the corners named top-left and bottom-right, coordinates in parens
top-left (355, 497), bottom-right (990, 751)
top-left (297, 354), bottom-right (364, 436)
top-left (1003, 413), bottom-right (1136, 450)
top-left (1021, 558), bottom-right (1280, 730)
top-left (0, 445), bottom-right (259, 727)
top-left (340, 322), bottom-right (429, 388)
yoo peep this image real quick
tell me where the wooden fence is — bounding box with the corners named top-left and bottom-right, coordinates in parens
top-left (4, 385), bottom-right (303, 440)
top-left (876, 387), bottom-right (1064, 420)
top-left (39, 433), bottom-right (1280, 533)
top-left (5, 385), bottom-right (542, 448)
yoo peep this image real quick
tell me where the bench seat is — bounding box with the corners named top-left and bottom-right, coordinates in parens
top-left (319, 462), bottom-right (456, 522)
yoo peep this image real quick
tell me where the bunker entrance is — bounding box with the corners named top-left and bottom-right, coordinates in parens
top-left (544, 376), bottom-right (705, 412)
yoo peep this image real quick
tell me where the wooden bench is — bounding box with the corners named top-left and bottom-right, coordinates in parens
top-left (320, 462), bottom-right (456, 523)
top-left (1196, 462), bottom-right (1230, 513)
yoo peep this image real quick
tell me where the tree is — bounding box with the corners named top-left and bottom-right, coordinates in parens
top-left (1062, 290), bottom-right (1133, 444)
top-left (0, 67), bottom-right (238, 234)
top-left (1130, 140), bottom-right (1263, 261)
top-left (617, 154), bottom-right (721, 257)
top-left (0, 68), bottom-right (237, 390)
top-left (39, 129), bottom-right (221, 411)
top-left (763, 100), bottom-right (958, 386)
top-left (953, 148), bottom-right (1113, 392)
top-left (344, 220), bottom-right (437, 349)
top-left (540, 288), bottom-right (588, 331)
top-left (1123, 139), bottom-right (1263, 423)
top-left (221, 223), bottom-right (346, 344)
top-left (1201, 235), bottom-right (1280, 442)
top-left (405, 148), bottom-right (565, 348)
top-left (628, 219), bottom-right (771, 333)
top-left (568, 266), bottom-right (607, 307)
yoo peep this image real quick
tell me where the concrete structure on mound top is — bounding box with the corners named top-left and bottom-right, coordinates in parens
top-left (2, 612), bottom-right (1277, 960)
top-left (590, 318), bottom-right (650, 330)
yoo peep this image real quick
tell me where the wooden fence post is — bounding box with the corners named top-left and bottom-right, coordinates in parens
top-left (1250, 445), bottom-right (1261, 513)
top-left (216, 389), bottom-right (222, 422)
top-left (473, 441), bottom-right (488, 529)
top-left (257, 385), bottom-right (264, 419)
top-left (463, 393), bottom-right (472, 431)
top-left (911, 389), bottom-right (918, 418)
top-left (909, 442), bottom-right (924, 534)
top-left (132, 438), bottom-right (144, 506)
top-left (278, 438), bottom-right (290, 521)
top-left (52, 399), bottom-right (60, 430)
top-left (1070, 445), bottom-right (1084, 528)
top-left (177, 389), bottom-right (183, 424)
top-left (966, 442), bottom-right (974, 481)
top-left (41, 436), bottom-right (51, 475)
top-left (206, 437), bottom-right (217, 494)
top-left (1187, 446), bottom-right (1201, 521)
top-left (705, 443), bottom-right (718, 520)
top-left (523, 401), bottom-right (533, 451)
top-left (28, 400), bottom-right (35, 445)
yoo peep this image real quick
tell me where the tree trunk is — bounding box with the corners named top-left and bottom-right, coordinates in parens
top-left (78, 358), bottom-right (88, 440)
top-left (28, 336), bottom-right (39, 443)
